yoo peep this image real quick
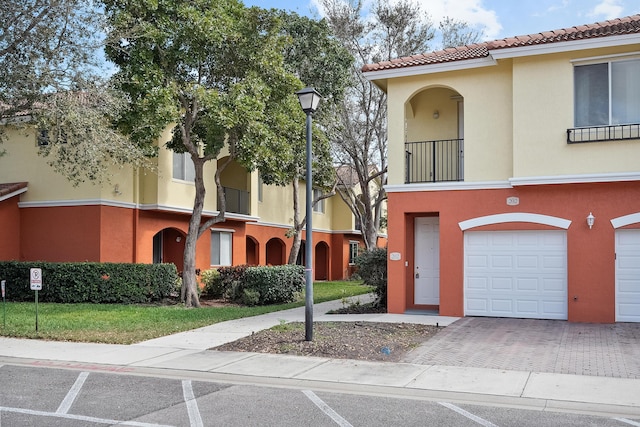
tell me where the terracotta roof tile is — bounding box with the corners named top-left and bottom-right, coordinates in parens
top-left (0, 182), bottom-right (28, 199)
top-left (362, 14), bottom-right (640, 73)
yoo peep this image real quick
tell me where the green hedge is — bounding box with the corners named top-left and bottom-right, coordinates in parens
top-left (215, 264), bottom-right (304, 306)
top-left (0, 261), bottom-right (178, 304)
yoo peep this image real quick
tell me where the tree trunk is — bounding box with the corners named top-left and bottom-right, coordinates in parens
top-left (288, 176), bottom-right (303, 264)
top-left (182, 155), bottom-right (206, 308)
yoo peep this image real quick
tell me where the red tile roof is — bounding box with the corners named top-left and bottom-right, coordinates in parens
top-left (362, 14), bottom-right (640, 73)
top-left (0, 182), bottom-right (28, 200)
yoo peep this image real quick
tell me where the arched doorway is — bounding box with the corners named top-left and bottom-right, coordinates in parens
top-left (266, 238), bottom-right (286, 266)
top-left (152, 228), bottom-right (186, 272)
top-left (246, 236), bottom-right (259, 265)
top-left (315, 241), bottom-right (329, 280)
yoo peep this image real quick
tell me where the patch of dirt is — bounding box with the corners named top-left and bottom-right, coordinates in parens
top-left (211, 321), bottom-right (440, 363)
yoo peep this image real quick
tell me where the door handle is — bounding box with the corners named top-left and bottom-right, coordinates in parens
top-left (415, 273), bottom-right (419, 279)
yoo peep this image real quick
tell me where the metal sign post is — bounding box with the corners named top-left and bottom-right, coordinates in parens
top-left (30, 268), bottom-right (42, 332)
top-left (1, 280), bottom-right (5, 328)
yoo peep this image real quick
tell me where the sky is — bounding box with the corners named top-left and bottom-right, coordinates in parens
top-left (242, 0), bottom-right (638, 43)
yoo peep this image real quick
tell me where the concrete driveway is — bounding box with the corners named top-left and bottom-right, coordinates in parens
top-left (403, 317), bottom-right (640, 379)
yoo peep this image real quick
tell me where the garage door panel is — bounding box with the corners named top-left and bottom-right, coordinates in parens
top-left (616, 230), bottom-right (640, 322)
top-left (465, 230), bottom-right (567, 320)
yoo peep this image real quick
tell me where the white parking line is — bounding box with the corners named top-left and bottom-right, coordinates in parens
top-left (303, 390), bottom-right (353, 427)
top-left (616, 418), bottom-right (640, 426)
top-left (0, 406), bottom-right (174, 427)
top-left (57, 371), bottom-right (89, 414)
top-left (439, 402), bottom-right (499, 427)
top-left (182, 380), bottom-right (204, 427)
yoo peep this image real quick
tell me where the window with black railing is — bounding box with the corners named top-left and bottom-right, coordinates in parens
top-left (567, 123), bottom-right (640, 143)
top-left (404, 139), bottom-right (464, 184)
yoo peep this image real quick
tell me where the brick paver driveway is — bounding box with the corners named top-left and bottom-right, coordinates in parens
top-left (404, 317), bottom-right (640, 379)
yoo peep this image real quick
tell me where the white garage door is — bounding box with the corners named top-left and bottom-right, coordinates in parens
top-left (616, 229), bottom-right (640, 322)
top-left (464, 230), bottom-right (567, 320)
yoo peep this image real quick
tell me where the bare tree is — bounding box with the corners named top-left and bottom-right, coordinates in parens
top-left (320, 0), bottom-right (435, 250)
top-left (439, 16), bottom-right (484, 48)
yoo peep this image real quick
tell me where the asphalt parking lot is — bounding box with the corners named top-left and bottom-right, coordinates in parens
top-left (1, 363), bottom-right (639, 427)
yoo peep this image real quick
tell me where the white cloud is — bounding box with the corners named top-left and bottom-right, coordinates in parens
top-left (588, 0), bottom-right (624, 19)
top-left (311, 0), bottom-right (502, 40)
top-left (414, 0), bottom-right (502, 39)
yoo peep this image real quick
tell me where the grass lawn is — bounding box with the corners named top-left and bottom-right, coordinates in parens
top-left (0, 281), bottom-right (372, 344)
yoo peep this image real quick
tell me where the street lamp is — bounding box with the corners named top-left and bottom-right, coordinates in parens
top-left (296, 87), bottom-right (322, 341)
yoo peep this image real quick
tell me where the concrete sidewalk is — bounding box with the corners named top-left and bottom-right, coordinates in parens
top-left (0, 298), bottom-right (639, 418)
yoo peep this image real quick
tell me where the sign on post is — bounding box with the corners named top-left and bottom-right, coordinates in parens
top-left (30, 268), bottom-right (42, 291)
top-left (1, 280), bottom-right (5, 298)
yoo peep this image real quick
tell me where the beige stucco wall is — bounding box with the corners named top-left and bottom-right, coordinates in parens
top-left (512, 45), bottom-right (640, 178)
top-left (386, 61), bottom-right (514, 185)
top-left (0, 125), bottom-right (132, 202)
top-left (385, 44), bottom-right (640, 186)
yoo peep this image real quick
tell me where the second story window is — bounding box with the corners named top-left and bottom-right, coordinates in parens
top-left (313, 189), bottom-right (325, 213)
top-left (173, 152), bottom-right (195, 182)
top-left (574, 58), bottom-right (640, 127)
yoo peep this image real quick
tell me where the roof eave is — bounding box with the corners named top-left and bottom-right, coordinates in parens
top-left (489, 33), bottom-right (640, 59)
top-left (362, 56), bottom-right (497, 81)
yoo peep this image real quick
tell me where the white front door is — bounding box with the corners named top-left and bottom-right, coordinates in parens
top-left (616, 229), bottom-right (640, 322)
top-left (414, 217), bottom-right (440, 305)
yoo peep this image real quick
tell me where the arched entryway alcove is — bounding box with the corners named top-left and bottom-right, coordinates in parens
top-left (315, 241), bottom-right (329, 280)
top-left (246, 235), bottom-right (259, 266)
top-left (152, 228), bottom-right (186, 272)
top-left (265, 237), bottom-right (286, 266)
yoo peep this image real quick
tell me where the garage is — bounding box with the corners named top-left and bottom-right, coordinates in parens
top-left (464, 230), bottom-right (567, 320)
top-left (615, 229), bottom-right (640, 322)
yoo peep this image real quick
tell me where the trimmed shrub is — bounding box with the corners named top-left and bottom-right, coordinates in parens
top-left (216, 264), bottom-right (304, 305)
top-left (355, 248), bottom-right (387, 308)
top-left (0, 261), bottom-right (178, 304)
top-left (200, 269), bottom-right (223, 298)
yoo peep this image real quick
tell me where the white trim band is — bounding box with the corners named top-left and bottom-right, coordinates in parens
top-left (611, 213), bottom-right (640, 229)
top-left (385, 181), bottom-right (512, 193)
top-left (459, 212), bottom-right (572, 230)
top-left (0, 187), bottom-right (28, 203)
top-left (510, 171), bottom-right (640, 186)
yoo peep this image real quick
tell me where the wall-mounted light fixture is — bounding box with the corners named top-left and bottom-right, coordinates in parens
top-left (433, 110), bottom-right (440, 119)
top-left (113, 184), bottom-right (122, 196)
top-left (176, 236), bottom-right (182, 243)
top-left (586, 212), bottom-right (595, 229)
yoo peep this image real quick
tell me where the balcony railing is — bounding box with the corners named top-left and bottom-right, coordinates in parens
top-left (405, 139), bottom-right (464, 184)
top-left (223, 187), bottom-right (249, 215)
top-left (567, 123), bottom-right (640, 143)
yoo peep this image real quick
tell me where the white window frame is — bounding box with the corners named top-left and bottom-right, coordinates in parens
top-left (348, 241), bottom-right (359, 265)
top-left (172, 151), bottom-right (196, 182)
top-left (210, 229), bottom-right (233, 266)
top-left (313, 189), bottom-right (325, 213)
top-left (573, 56), bottom-right (640, 127)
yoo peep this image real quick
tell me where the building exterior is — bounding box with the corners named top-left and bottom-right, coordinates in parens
top-left (363, 15), bottom-right (640, 322)
top-left (0, 124), bottom-right (378, 282)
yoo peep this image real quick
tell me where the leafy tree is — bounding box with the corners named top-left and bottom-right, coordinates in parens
top-left (261, 12), bottom-right (352, 265)
top-left (0, 1), bottom-right (152, 183)
top-left (103, 0), bottom-right (304, 307)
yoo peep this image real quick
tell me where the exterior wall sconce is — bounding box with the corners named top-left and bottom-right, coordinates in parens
top-left (176, 236), bottom-right (182, 243)
top-left (433, 110), bottom-right (440, 119)
top-left (587, 212), bottom-right (595, 229)
top-left (113, 184), bottom-right (122, 195)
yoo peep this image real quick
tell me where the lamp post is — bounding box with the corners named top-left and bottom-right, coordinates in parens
top-left (296, 87), bottom-right (322, 341)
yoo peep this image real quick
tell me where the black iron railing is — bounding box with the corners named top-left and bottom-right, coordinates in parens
top-left (567, 123), bottom-right (640, 143)
top-left (223, 187), bottom-right (249, 215)
top-left (405, 139), bottom-right (464, 184)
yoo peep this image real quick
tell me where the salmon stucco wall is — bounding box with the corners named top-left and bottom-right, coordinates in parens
top-left (0, 196), bottom-right (22, 260)
top-left (387, 181), bottom-right (640, 323)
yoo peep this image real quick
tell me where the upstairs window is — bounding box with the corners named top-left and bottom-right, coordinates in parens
top-left (349, 241), bottom-right (359, 265)
top-left (575, 58), bottom-right (640, 127)
top-left (313, 189), bottom-right (325, 213)
top-left (173, 152), bottom-right (195, 182)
